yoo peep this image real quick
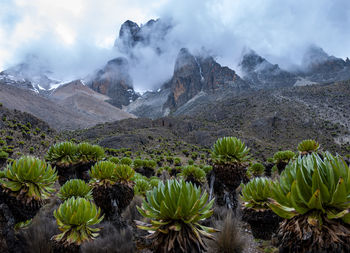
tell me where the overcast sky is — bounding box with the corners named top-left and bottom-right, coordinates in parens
top-left (1, 0), bottom-right (350, 90)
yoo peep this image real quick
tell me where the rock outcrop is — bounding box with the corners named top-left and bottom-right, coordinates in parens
top-left (88, 58), bottom-right (139, 108)
top-left (164, 48), bottom-right (249, 110)
top-left (239, 49), bottom-right (297, 89)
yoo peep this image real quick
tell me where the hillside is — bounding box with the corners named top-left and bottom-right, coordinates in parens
top-left (0, 81), bottom-right (135, 131)
top-left (70, 80), bottom-right (350, 159)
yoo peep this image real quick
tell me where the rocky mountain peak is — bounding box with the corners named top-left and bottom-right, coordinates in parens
top-left (239, 49), bottom-right (297, 89)
top-left (88, 57), bottom-right (138, 108)
top-left (115, 18), bottom-right (171, 54)
top-left (164, 48), bottom-right (248, 110)
top-left (0, 55), bottom-right (58, 92)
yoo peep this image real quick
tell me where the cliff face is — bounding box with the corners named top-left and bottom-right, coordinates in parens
top-left (89, 57), bottom-right (139, 108)
top-left (164, 48), bottom-right (249, 110)
top-left (239, 50), bottom-right (298, 89)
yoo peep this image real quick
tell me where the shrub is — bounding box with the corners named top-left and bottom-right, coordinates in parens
top-left (76, 143), bottom-right (105, 163)
top-left (246, 163), bottom-right (265, 177)
top-left (53, 197), bottom-right (104, 245)
top-left (297, 139), bottom-right (320, 154)
top-left (89, 161), bottom-right (117, 186)
top-left (273, 150), bottom-right (295, 164)
top-left (108, 156), bottom-right (120, 164)
top-left (0, 156), bottom-right (57, 201)
top-left (240, 177), bottom-right (272, 210)
top-left (269, 152), bottom-right (350, 252)
top-left (179, 165), bottom-right (206, 185)
top-left (137, 179), bottom-right (216, 252)
top-left (120, 157), bottom-right (132, 166)
top-left (46, 142), bottom-right (78, 167)
top-left (114, 164), bottom-right (135, 186)
top-left (0, 150), bottom-right (9, 159)
top-left (134, 178), bottom-right (151, 196)
top-left (211, 137), bottom-right (250, 164)
top-left (58, 179), bottom-right (93, 201)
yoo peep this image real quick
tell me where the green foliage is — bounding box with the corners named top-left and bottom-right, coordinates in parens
top-left (120, 157), bottom-right (132, 166)
top-left (174, 157), bottom-right (181, 166)
top-left (76, 143), bottom-right (105, 163)
top-left (58, 179), bottom-right (93, 201)
top-left (89, 161), bottom-right (117, 186)
top-left (240, 177), bottom-right (273, 210)
top-left (273, 150), bottom-right (295, 164)
top-left (0, 156), bottom-right (57, 201)
top-left (53, 197), bottom-right (104, 245)
top-left (149, 177), bottom-right (161, 188)
top-left (179, 165), bottom-right (206, 184)
top-left (247, 163), bottom-right (265, 177)
top-left (46, 142), bottom-right (78, 167)
top-left (188, 159), bottom-right (194, 165)
top-left (0, 150), bottom-right (9, 159)
top-left (134, 178), bottom-right (151, 196)
top-left (133, 158), bottom-right (143, 169)
top-left (108, 156), bottom-right (120, 164)
top-left (202, 165), bottom-right (213, 174)
top-left (211, 137), bottom-right (250, 164)
top-left (297, 139), bottom-right (320, 154)
top-left (115, 164), bottom-right (135, 185)
top-left (269, 152), bottom-right (350, 225)
top-left (137, 179), bottom-right (216, 251)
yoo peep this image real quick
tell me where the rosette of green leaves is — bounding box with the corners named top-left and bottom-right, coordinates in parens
top-left (89, 161), bottom-right (117, 186)
top-left (273, 150), bottom-right (295, 164)
top-left (240, 177), bottom-right (272, 210)
top-left (0, 156), bottom-right (57, 201)
top-left (58, 179), bottom-right (93, 201)
top-left (211, 137), bottom-right (250, 164)
top-left (247, 163), bottom-right (265, 177)
top-left (297, 139), bottom-right (320, 154)
top-left (179, 165), bottom-right (206, 184)
top-left (115, 164), bottom-right (135, 185)
top-left (137, 179), bottom-right (216, 251)
top-left (76, 143), bottom-right (105, 163)
top-left (134, 178), bottom-right (151, 196)
top-left (46, 142), bottom-right (78, 167)
top-left (269, 152), bottom-right (350, 224)
top-left (53, 197), bottom-right (104, 245)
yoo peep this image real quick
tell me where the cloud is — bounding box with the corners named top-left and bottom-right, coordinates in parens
top-left (1, 0), bottom-right (350, 91)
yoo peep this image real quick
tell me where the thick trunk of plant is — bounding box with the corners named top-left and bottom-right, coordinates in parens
top-left (75, 162), bottom-right (94, 182)
top-left (276, 162), bottom-right (288, 174)
top-left (276, 215), bottom-right (350, 253)
top-left (149, 224), bottom-right (204, 253)
top-left (51, 239), bottom-right (80, 253)
top-left (242, 208), bottom-right (281, 240)
top-left (0, 203), bottom-right (25, 253)
top-left (56, 164), bottom-right (77, 186)
top-left (0, 187), bottom-right (42, 223)
top-left (92, 183), bottom-right (134, 219)
top-left (213, 163), bottom-right (247, 189)
top-left (135, 167), bottom-right (154, 178)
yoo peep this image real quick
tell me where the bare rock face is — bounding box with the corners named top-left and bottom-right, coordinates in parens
top-left (164, 48), bottom-right (249, 110)
top-left (300, 45), bottom-right (350, 83)
top-left (116, 19), bottom-right (172, 55)
top-left (89, 58), bottom-right (139, 108)
top-left (239, 49), bottom-right (298, 89)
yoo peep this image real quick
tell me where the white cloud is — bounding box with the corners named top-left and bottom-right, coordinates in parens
top-left (0, 0), bottom-right (350, 90)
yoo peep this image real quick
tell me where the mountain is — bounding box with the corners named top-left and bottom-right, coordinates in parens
top-left (300, 45), bottom-right (350, 83)
top-left (0, 79), bottom-right (135, 130)
top-left (75, 79), bottom-right (350, 160)
top-left (88, 57), bottom-right (139, 108)
top-left (116, 19), bottom-right (172, 55)
top-left (50, 80), bottom-right (135, 122)
top-left (126, 48), bottom-right (249, 118)
top-left (239, 49), bottom-right (298, 89)
top-left (0, 55), bottom-right (58, 94)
